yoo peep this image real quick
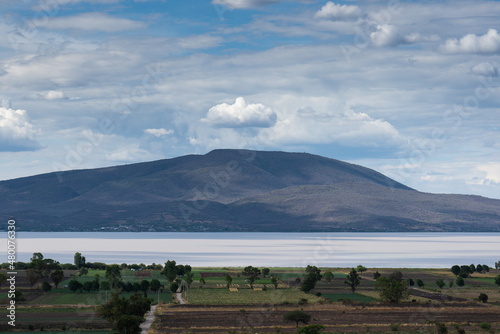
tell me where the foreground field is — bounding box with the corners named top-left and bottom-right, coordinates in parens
top-left (152, 303), bottom-right (500, 333)
top-left (1, 266), bottom-right (499, 333)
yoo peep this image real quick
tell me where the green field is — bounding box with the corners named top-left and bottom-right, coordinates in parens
top-left (321, 292), bottom-right (378, 303)
top-left (187, 288), bottom-right (321, 305)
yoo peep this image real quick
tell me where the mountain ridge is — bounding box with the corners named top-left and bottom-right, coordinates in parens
top-left (1, 149), bottom-right (499, 232)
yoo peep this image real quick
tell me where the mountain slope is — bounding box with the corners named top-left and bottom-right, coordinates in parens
top-left (1, 149), bottom-right (499, 231)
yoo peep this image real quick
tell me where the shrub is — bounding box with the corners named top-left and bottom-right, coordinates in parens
top-left (456, 277), bottom-right (465, 287)
top-left (479, 323), bottom-right (491, 331)
top-left (298, 324), bottom-right (325, 334)
top-left (436, 322), bottom-right (448, 334)
top-left (283, 310), bottom-right (311, 328)
top-left (390, 323), bottom-right (400, 331)
top-left (315, 292), bottom-right (322, 297)
top-left (478, 293), bottom-right (488, 303)
top-left (416, 279), bottom-right (424, 288)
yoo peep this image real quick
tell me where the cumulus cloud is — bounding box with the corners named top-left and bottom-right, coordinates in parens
top-left (144, 128), bottom-right (174, 137)
top-left (440, 29), bottom-right (500, 54)
top-left (46, 12), bottom-right (146, 32)
top-left (470, 62), bottom-right (498, 77)
top-left (369, 25), bottom-right (438, 47)
top-left (0, 107), bottom-right (40, 152)
top-left (212, 0), bottom-right (279, 9)
top-left (203, 97), bottom-right (277, 128)
top-left (477, 163), bottom-right (500, 184)
top-left (314, 2), bottom-right (361, 21)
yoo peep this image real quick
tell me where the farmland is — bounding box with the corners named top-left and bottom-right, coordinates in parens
top-left (1, 265), bottom-right (499, 333)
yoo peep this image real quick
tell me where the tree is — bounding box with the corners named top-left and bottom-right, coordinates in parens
top-left (242, 266), bottom-right (261, 288)
top-left (373, 271), bottom-right (381, 280)
top-left (376, 276), bottom-right (410, 303)
top-left (225, 273), bottom-right (233, 288)
top-left (26, 268), bottom-right (40, 288)
top-left (416, 279), bottom-right (424, 288)
top-left (482, 264), bottom-right (490, 272)
top-left (170, 282), bottom-right (179, 293)
top-left (469, 264), bottom-right (476, 273)
top-left (495, 275), bottom-right (500, 287)
top-left (301, 266), bottom-right (322, 293)
top-left (105, 264), bottom-right (122, 289)
top-left (92, 280), bottom-right (100, 292)
top-left (115, 315), bottom-right (143, 334)
top-left (0, 272), bottom-right (7, 288)
top-left (50, 269), bottom-right (64, 289)
top-left (185, 272), bottom-right (194, 288)
top-left (262, 268), bottom-right (270, 277)
top-left (101, 281), bottom-right (111, 291)
top-left (459, 265), bottom-right (472, 278)
top-left (283, 310), bottom-right (311, 328)
top-left (97, 292), bottom-right (150, 334)
top-left (323, 271), bottom-right (334, 282)
top-left (407, 278), bottom-right (414, 286)
top-left (356, 265), bottom-right (367, 273)
top-left (83, 281), bottom-right (94, 292)
top-left (74, 252), bottom-right (86, 269)
top-left (162, 260), bottom-right (177, 283)
top-left (456, 276), bottom-right (465, 287)
top-left (451, 265), bottom-right (461, 276)
top-left (448, 280), bottom-right (454, 288)
top-left (69, 279), bottom-right (83, 293)
top-left (344, 268), bottom-right (361, 293)
top-left (150, 279), bottom-right (161, 292)
top-left (436, 279), bottom-right (446, 289)
top-left (271, 276), bottom-right (279, 288)
top-left (140, 280), bottom-right (150, 297)
top-left (132, 282), bottom-right (141, 293)
top-left (79, 267), bottom-right (89, 276)
top-left (478, 293), bottom-right (488, 303)
top-left (476, 264), bottom-right (483, 273)
top-left (200, 277), bottom-right (206, 285)
top-left (41, 281), bottom-right (52, 292)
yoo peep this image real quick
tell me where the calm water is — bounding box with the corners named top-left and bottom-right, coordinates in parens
top-left (7, 232), bottom-right (500, 268)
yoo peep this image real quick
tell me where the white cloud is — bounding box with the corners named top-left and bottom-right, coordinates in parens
top-left (314, 2), bottom-right (361, 21)
top-left (370, 24), bottom-right (403, 47)
top-left (212, 0), bottom-right (279, 9)
top-left (477, 163), bottom-right (500, 184)
top-left (0, 107), bottom-right (40, 152)
top-left (369, 25), bottom-right (439, 47)
top-left (203, 97), bottom-right (277, 128)
top-left (46, 12), bottom-right (146, 32)
top-left (145, 128), bottom-right (174, 137)
top-left (37, 90), bottom-right (66, 100)
top-left (440, 29), bottom-right (500, 54)
top-left (470, 62), bottom-right (498, 77)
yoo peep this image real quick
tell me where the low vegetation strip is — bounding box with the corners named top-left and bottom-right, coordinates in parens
top-left (187, 288), bottom-right (321, 305)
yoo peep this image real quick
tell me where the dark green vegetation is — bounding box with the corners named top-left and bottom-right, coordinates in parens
top-left (2, 149), bottom-right (500, 232)
top-left (2, 259), bottom-right (500, 333)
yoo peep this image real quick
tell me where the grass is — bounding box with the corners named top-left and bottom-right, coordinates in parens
top-left (321, 292), bottom-right (377, 303)
top-left (187, 288), bottom-right (321, 305)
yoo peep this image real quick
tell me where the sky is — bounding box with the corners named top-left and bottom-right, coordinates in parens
top-left (0, 0), bottom-right (499, 199)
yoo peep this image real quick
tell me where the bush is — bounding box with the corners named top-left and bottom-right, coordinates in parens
top-left (479, 323), bottom-right (491, 331)
top-left (456, 277), bottom-right (465, 287)
top-left (298, 324), bottom-right (325, 334)
top-left (315, 292), bottom-right (322, 297)
top-left (416, 279), bottom-right (424, 288)
top-left (478, 293), bottom-right (488, 303)
top-left (390, 323), bottom-right (400, 331)
top-left (436, 322), bottom-right (448, 334)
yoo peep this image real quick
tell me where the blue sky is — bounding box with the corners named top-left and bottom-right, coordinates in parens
top-left (0, 0), bottom-right (499, 199)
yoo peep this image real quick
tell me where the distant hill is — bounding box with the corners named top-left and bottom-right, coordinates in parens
top-left (1, 149), bottom-right (499, 232)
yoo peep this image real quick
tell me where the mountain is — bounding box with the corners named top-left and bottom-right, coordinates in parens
top-left (1, 149), bottom-right (499, 232)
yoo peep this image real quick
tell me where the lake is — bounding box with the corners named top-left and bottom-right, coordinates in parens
top-left (9, 232), bottom-right (500, 268)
